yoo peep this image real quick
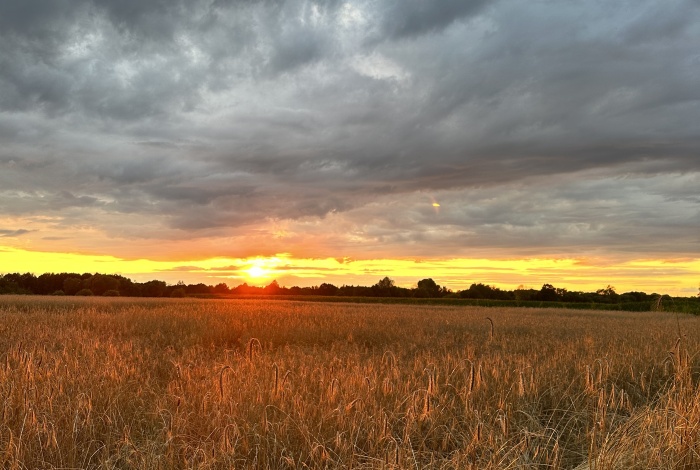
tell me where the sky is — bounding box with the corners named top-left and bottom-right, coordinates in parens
top-left (1, 0), bottom-right (699, 295)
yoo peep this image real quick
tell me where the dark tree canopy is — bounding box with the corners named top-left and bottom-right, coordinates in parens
top-left (0, 272), bottom-right (694, 310)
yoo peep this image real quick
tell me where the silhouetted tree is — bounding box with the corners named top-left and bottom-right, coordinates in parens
top-left (372, 277), bottom-right (399, 297)
top-left (0, 275), bottom-right (23, 294)
top-left (63, 277), bottom-right (83, 296)
top-left (317, 283), bottom-right (339, 296)
top-left (141, 280), bottom-right (166, 297)
top-left (85, 274), bottom-right (120, 296)
top-left (620, 291), bottom-right (651, 302)
top-left (597, 285), bottom-right (617, 296)
top-left (231, 283), bottom-right (264, 295)
top-left (170, 287), bottom-right (186, 298)
top-left (264, 280), bottom-right (281, 295)
top-left (213, 283), bottom-right (230, 294)
top-left (185, 283), bottom-right (210, 295)
top-left (417, 278), bottom-right (441, 298)
top-left (115, 275), bottom-right (138, 297)
top-left (460, 283), bottom-right (512, 300)
top-left (514, 285), bottom-right (536, 301)
top-left (596, 285), bottom-right (619, 303)
top-left (36, 273), bottom-right (64, 295)
top-left (537, 284), bottom-right (560, 302)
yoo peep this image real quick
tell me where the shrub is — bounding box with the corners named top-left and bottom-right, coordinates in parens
top-left (103, 290), bottom-right (120, 297)
top-left (75, 288), bottom-right (94, 296)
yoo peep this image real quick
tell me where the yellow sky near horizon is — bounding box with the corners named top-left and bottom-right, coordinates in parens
top-left (1, 245), bottom-right (698, 296)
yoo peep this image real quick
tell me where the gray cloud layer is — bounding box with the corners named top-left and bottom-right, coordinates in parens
top-left (1, 0), bottom-right (698, 258)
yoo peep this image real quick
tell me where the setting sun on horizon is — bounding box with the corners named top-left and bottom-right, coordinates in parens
top-left (243, 257), bottom-right (281, 282)
top-left (246, 265), bottom-right (268, 279)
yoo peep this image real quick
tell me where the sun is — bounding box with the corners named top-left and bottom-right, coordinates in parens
top-left (247, 265), bottom-right (268, 278)
top-left (242, 256), bottom-right (284, 282)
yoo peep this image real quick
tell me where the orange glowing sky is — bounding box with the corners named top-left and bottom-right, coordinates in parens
top-left (1, 1), bottom-right (699, 296)
top-left (1, 242), bottom-right (699, 296)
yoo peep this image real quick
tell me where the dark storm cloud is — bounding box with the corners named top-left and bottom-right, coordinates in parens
top-left (0, 0), bottom-right (698, 256)
top-left (0, 0), bottom-right (188, 44)
top-left (0, 1), bottom-right (81, 42)
top-left (91, 0), bottom-right (185, 40)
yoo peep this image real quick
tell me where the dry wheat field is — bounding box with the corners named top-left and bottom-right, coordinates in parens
top-left (0, 296), bottom-right (698, 469)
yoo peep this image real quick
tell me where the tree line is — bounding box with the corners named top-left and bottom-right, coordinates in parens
top-left (1, 272), bottom-right (697, 304)
top-left (0, 272), bottom-right (167, 297)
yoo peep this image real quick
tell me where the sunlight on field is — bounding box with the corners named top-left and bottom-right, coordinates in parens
top-left (0, 297), bottom-right (698, 469)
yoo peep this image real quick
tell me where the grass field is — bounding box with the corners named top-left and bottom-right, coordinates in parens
top-left (0, 296), bottom-right (698, 469)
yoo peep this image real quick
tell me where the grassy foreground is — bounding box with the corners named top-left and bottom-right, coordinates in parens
top-left (0, 296), bottom-right (698, 469)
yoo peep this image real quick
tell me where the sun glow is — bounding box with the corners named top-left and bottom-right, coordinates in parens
top-left (243, 257), bottom-right (283, 282)
top-left (246, 265), bottom-right (268, 279)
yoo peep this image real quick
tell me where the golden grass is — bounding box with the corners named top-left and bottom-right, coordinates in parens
top-left (0, 296), bottom-right (698, 469)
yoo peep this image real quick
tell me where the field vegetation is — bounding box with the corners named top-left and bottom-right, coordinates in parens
top-left (0, 296), bottom-right (698, 469)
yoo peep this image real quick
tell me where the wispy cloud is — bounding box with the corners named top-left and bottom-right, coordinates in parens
top-left (0, 229), bottom-right (31, 238)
